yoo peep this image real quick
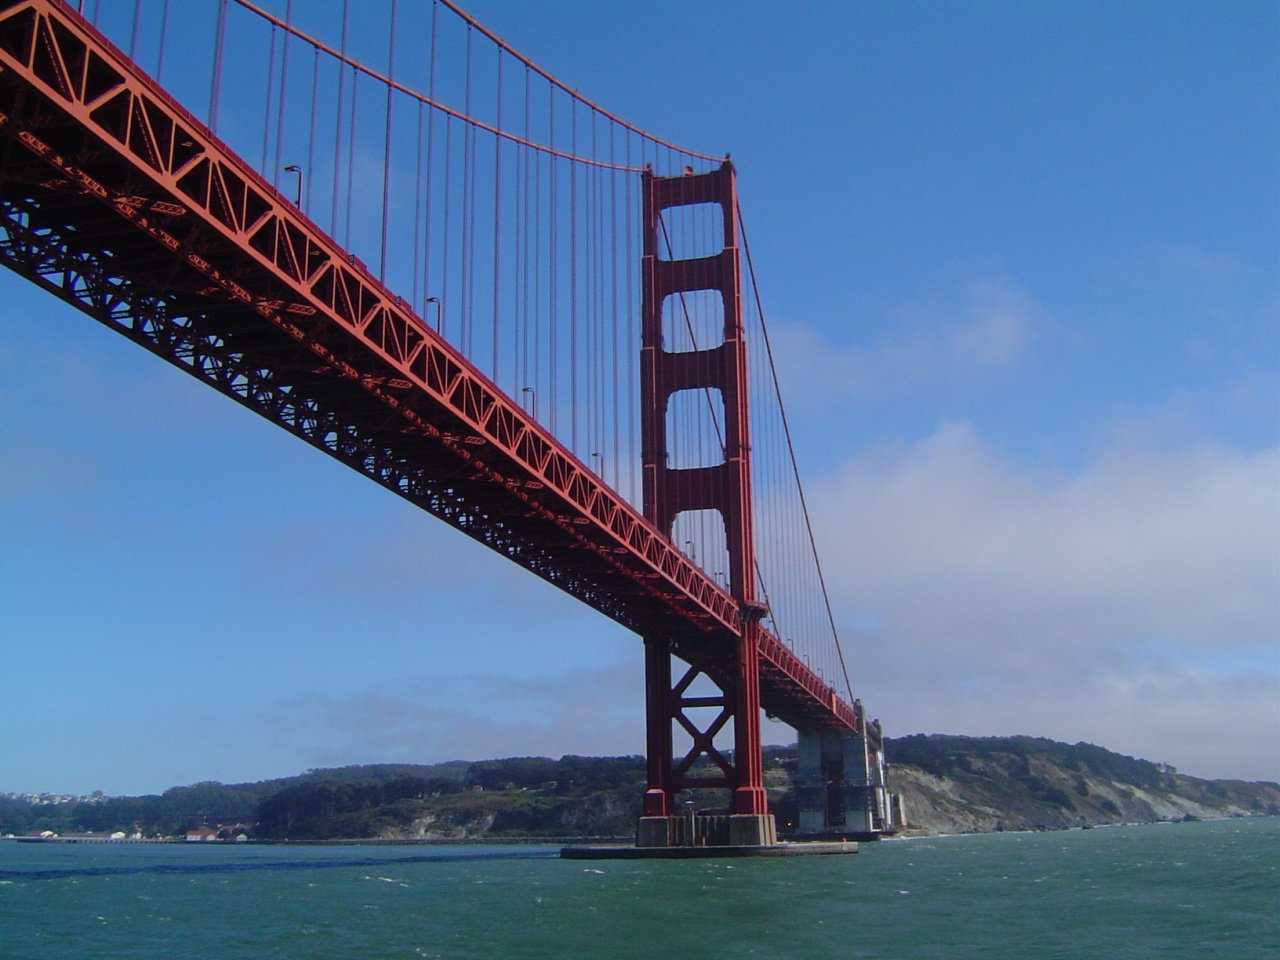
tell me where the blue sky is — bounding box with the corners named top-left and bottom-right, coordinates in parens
top-left (1, 0), bottom-right (1276, 795)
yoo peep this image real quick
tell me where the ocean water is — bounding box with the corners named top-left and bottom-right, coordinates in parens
top-left (1, 817), bottom-right (1275, 959)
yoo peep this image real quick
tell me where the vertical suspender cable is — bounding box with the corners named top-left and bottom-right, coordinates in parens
top-left (624, 135), bottom-right (634, 503)
top-left (412, 99), bottom-right (425, 308)
top-left (610, 127), bottom-right (620, 491)
top-left (467, 31), bottom-right (479, 359)
top-left (209, 0), bottom-right (229, 135)
top-left (331, 0), bottom-right (350, 238)
top-left (548, 87), bottom-right (557, 433)
top-left (422, 0), bottom-right (439, 313)
top-left (441, 116), bottom-right (453, 339)
top-left (305, 44), bottom-right (319, 214)
top-left (739, 205), bottom-right (852, 700)
top-left (569, 100), bottom-right (578, 451)
top-left (344, 64), bottom-right (358, 248)
top-left (129, 0), bottom-right (142, 61)
top-left (585, 111), bottom-right (595, 459)
top-left (156, 0), bottom-right (172, 84)
top-left (491, 51), bottom-right (504, 377)
top-left (272, 0), bottom-right (294, 195)
top-left (379, 0), bottom-right (398, 282)
top-left (460, 26), bottom-right (473, 356)
top-left (259, 24), bottom-right (277, 174)
top-left (521, 65), bottom-right (531, 396)
top-left (533, 96), bottom-right (543, 427)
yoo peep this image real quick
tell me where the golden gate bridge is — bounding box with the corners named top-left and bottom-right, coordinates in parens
top-left (0, 0), bottom-right (898, 850)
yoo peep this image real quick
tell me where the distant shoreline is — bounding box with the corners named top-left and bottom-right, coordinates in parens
top-left (2, 834), bottom-right (631, 846)
top-left (8, 814), bottom-right (1276, 847)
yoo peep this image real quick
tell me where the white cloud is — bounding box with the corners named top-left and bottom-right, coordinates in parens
top-left (810, 422), bottom-right (1280, 780)
top-left (770, 279), bottom-right (1038, 409)
top-left (240, 503), bottom-right (632, 630)
top-left (817, 422), bottom-right (1278, 648)
top-left (878, 661), bottom-right (1279, 783)
top-left (1106, 242), bottom-right (1257, 293)
top-left (262, 664), bottom-right (646, 766)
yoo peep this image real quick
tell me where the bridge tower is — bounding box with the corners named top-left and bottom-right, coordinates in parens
top-left (637, 162), bottom-right (775, 848)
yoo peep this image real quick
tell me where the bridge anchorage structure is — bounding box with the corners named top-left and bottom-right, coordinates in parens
top-left (0, 0), bottom-right (900, 855)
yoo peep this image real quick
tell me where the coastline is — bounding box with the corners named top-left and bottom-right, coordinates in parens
top-left (7, 813), bottom-right (1276, 847)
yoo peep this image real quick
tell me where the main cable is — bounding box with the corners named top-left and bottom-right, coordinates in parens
top-left (737, 202), bottom-right (853, 701)
top-left (230, 0), bottom-right (713, 173)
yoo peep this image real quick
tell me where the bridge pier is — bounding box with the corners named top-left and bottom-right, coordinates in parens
top-left (795, 707), bottom-right (900, 840)
top-left (635, 812), bottom-right (776, 848)
top-left (635, 631), bottom-right (779, 849)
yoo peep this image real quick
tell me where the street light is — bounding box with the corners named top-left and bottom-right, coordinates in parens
top-left (425, 296), bottom-right (441, 332)
top-left (521, 386), bottom-right (537, 422)
top-left (283, 164), bottom-right (303, 207)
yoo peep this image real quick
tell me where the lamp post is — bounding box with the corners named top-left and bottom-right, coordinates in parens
top-left (521, 386), bottom-right (537, 422)
top-left (283, 164), bottom-right (303, 207)
top-left (425, 296), bottom-right (441, 332)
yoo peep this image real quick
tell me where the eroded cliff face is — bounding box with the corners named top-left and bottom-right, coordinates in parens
top-left (890, 754), bottom-right (1280, 837)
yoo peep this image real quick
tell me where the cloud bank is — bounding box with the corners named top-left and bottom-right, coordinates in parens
top-left (263, 665), bottom-right (646, 768)
top-left (809, 421), bottom-right (1279, 780)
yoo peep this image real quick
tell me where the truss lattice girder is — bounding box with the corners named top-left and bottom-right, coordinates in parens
top-left (0, 0), bottom-right (863, 739)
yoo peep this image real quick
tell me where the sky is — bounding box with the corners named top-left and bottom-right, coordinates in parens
top-left (0, 0), bottom-right (1276, 795)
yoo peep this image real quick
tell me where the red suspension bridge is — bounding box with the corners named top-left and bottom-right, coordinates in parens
top-left (0, 0), bottom-right (897, 848)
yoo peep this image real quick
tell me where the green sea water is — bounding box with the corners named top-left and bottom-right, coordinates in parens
top-left (1, 817), bottom-right (1276, 959)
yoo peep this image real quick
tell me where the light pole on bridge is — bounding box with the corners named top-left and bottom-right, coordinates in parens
top-left (283, 164), bottom-right (303, 208)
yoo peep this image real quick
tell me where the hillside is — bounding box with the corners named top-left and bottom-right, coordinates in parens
top-left (253, 755), bottom-right (652, 840)
top-left (3, 739), bottom-right (1276, 840)
top-left (885, 735), bottom-right (1280, 835)
top-left (0, 761), bottom-right (470, 839)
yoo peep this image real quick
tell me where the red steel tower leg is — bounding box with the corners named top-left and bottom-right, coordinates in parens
top-left (643, 635), bottom-right (675, 818)
top-left (637, 162), bottom-right (774, 847)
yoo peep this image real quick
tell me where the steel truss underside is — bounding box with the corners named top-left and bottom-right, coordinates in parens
top-left (0, 0), bottom-right (863, 739)
top-left (0, 185), bottom-right (693, 649)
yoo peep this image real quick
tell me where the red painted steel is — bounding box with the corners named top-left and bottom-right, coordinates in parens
top-left (640, 165), bottom-right (769, 817)
top-left (0, 0), bottom-right (867, 759)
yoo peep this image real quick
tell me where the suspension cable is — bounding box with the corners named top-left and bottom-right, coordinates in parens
top-left (229, 0), bottom-right (714, 172)
top-left (433, 0), bottom-right (721, 164)
top-left (737, 202), bottom-right (853, 700)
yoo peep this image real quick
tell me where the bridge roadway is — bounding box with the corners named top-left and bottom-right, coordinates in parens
top-left (0, 0), bottom-right (865, 741)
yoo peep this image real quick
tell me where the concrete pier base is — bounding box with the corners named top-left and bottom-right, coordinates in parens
top-left (636, 816), bottom-right (675, 848)
top-left (635, 812), bottom-right (778, 848)
top-left (574, 811), bottom-right (821, 859)
top-left (729, 814), bottom-right (777, 847)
